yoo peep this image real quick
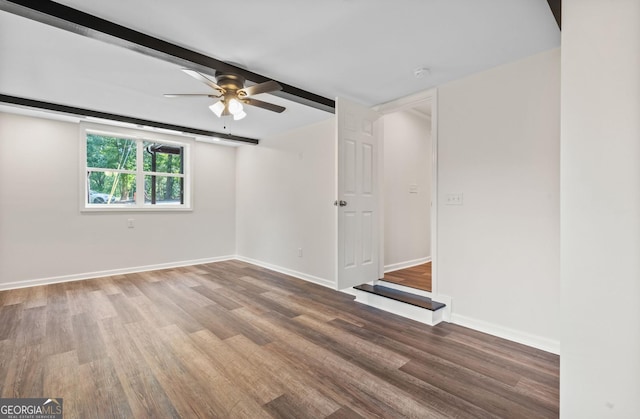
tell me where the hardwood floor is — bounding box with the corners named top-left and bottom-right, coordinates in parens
top-left (0, 261), bottom-right (558, 418)
top-left (384, 262), bottom-right (432, 292)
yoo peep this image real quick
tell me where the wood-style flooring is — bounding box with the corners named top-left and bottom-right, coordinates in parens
top-left (0, 260), bottom-right (558, 418)
top-left (384, 262), bottom-right (432, 292)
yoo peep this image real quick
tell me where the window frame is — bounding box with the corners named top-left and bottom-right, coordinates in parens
top-left (80, 123), bottom-right (192, 212)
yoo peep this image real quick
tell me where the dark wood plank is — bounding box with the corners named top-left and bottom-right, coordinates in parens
top-left (265, 393), bottom-right (333, 419)
top-left (77, 358), bottom-right (135, 418)
top-left (0, 260), bottom-right (559, 418)
top-left (107, 293), bottom-right (143, 324)
top-left (191, 284), bottom-right (243, 310)
top-left (110, 275), bottom-right (144, 298)
top-left (354, 284), bottom-right (445, 311)
top-left (2, 343), bottom-right (45, 398)
top-left (24, 286), bottom-right (48, 308)
top-left (400, 359), bottom-right (557, 418)
top-left (132, 279), bottom-right (203, 334)
top-left (1, 287), bottom-right (29, 306)
top-left (235, 308), bottom-right (448, 418)
top-left (98, 317), bottom-right (180, 418)
top-left (326, 405), bottom-right (365, 419)
top-left (15, 306), bottom-right (46, 347)
top-left (155, 324), bottom-right (270, 418)
top-left (43, 284), bottom-right (74, 356)
top-left (43, 350), bottom-right (81, 419)
top-left (0, 304), bottom-right (22, 340)
top-left (262, 311), bottom-right (491, 418)
top-left (223, 333), bottom-right (342, 417)
top-left (188, 331), bottom-right (283, 405)
top-left (71, 312), bottom-right (108, 365)
top-left (123, 321), bottom-right (223, 417)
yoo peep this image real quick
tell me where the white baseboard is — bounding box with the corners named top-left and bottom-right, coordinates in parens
top-left (384, 257), bottom-right (431, 273)
top-left (451, 313), bottom-right (560, 355)
top-left (0, 256), bottom-right (235, 291)
top-left (234, 256), bottom-right (336, 289)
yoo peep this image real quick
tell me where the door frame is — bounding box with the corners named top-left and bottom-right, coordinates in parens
top-left (373, 88), bottom-right (439, 294)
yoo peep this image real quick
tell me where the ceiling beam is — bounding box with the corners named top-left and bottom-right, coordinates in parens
top-left (0, 94), bottom-right (260, 145)
top-left (546, 0), bottom-right (561, 29)
top-left (0, 0), bottom-right (336, 114)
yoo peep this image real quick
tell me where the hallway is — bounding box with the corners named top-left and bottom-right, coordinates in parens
top-left (383, 262), bottom-right (432, 292)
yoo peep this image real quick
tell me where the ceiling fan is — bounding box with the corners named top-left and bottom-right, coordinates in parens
top-left (164, 69), bottom-right (286, 121)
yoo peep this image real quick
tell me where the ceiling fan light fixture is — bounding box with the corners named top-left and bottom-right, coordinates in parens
top-left (228, 98), bottom-right (243, 115)
top-left (233, 110), bottom-right (247, 121)
top-left (209, 101), bottom-right (225, 117)
top-left (170, 69), bottom-right (286, 120)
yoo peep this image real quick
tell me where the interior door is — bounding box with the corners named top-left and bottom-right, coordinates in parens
top-left (336, 97), bottom-right (381, 290)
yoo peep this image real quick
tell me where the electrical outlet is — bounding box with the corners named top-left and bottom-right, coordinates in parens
top-left (127, 218), bottom-right (135, 228)
top-left (445, 193), bottom-right (463, 205)
top-left (298, 248), bottom-right (303, 257)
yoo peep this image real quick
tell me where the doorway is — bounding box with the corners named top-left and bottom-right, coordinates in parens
top-left (378, 92), bottom-right (436, 293)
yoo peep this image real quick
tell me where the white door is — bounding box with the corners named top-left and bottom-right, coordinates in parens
top-left (336, 97), bottom-right (381, 290)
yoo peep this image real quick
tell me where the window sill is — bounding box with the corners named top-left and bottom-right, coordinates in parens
top-left (81, 205), bottom-right (193, 213)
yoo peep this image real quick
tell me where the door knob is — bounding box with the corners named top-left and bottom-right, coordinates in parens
top-left (333, 200), bottom-right (348, 207)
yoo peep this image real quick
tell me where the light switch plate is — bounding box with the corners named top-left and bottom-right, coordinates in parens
top-left (445, 193), bottom-right (463, 205)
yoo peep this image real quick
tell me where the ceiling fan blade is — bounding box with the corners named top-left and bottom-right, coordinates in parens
top-left (181, 69), bottom-right (225, 93)
top-left (238, 80), bottom-right (282, 97)
top-left (242, 98), bottom-right (286, 113)
top-left (164, 93), bottom-right (221, 98)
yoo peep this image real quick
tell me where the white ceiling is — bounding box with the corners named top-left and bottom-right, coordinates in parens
top-left (0, 0), bottom-right (559, 141)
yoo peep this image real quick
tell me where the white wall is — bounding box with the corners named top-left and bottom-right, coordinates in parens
top-left (437, 48), bottom-right (560, 351)
top-left (561, 1), bottom-right (640, 417)
top-left (0, 112), bottom-right (237, 287)
top-left (383, 109), bottom-right (431, 269)
top-left (235, 118), bottom-right (336, 287)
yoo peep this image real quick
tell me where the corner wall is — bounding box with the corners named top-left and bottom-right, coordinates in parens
top-left (436, 48), bottom-right (560, 351)
top-left (0, 112), bottom-right (237, 288)
top-left (561, 0), bottom-right (640, 416)
top-left (235, 118), bottom-right (336, 287)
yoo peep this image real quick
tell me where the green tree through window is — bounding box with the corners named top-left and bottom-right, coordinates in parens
top-left (86, 134), bottom-right (137, 203)
top-left (85, 131), bottom-right (188, 208)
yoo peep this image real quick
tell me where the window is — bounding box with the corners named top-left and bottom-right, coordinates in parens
top-left (83, 128), bottom-right (190, 210)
